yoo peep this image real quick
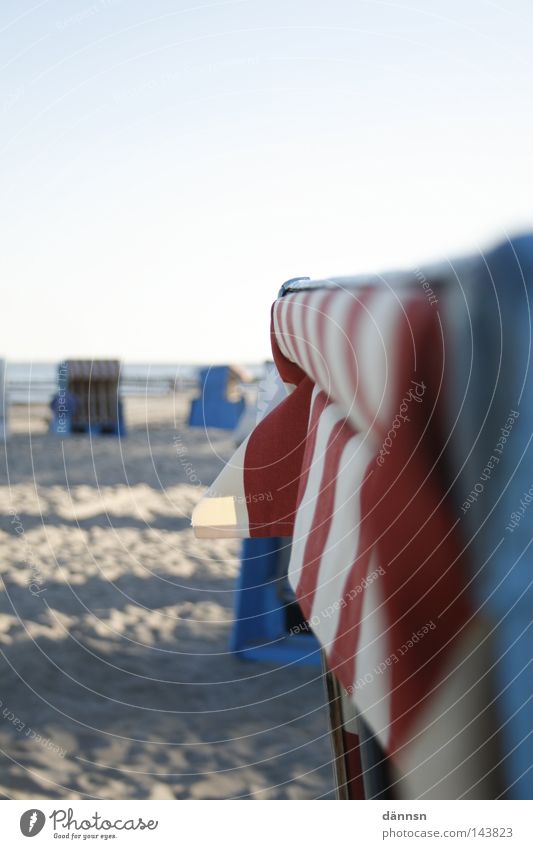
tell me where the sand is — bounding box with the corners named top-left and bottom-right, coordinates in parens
top-left (0, 394), bottom-right (335, 799)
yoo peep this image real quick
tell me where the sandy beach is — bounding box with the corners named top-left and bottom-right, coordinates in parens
top-left (0, 394), bottom-right (335, 800)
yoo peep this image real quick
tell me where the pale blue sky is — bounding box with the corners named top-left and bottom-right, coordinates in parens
top-left (2, 0), bottom-right (532, 362)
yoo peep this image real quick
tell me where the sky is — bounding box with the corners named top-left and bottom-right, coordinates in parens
top-left (1, 0), bottom-right (533, 363)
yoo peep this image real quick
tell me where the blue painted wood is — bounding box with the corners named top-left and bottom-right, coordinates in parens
top-left (230, 537), bottom-right (321, 667)
top-left (188, 366), bottom-right (245, 430)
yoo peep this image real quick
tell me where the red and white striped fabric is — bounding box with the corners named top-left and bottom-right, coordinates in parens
top-left (193, 282), bottom-right (498, 797)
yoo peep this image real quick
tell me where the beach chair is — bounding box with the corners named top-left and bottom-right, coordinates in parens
top-left (50, 360), bottom-right (126, 436)
top-left (230, 537), bottom-right (321, 666)
top-left (188, 365), bottom-right (246, 430)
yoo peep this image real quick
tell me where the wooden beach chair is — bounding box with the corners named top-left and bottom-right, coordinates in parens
top-left (188, 365), bottom-right (247, 430)
top-left (230, 537), bottom-right (321, 666)
top-left (50, 359), bottom-right (126, 436)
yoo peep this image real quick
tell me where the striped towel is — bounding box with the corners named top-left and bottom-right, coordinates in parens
top-left (193, 280), bottom-right (502, 798)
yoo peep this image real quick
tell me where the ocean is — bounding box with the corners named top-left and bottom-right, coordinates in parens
top-left (5, 362), bottom-right (264, 404)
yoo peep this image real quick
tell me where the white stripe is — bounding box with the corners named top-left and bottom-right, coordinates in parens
top-left (357, 289), bottom-right (404, 432)
top-left (309, 432), bottom-right (373, 651)
top-left (351, 557), bottom-right (391, 748)
top-left (280, 296), bottom-right (302, 365)
top-left (306, 291), bottom-right (336, 392)
top-left (288, 391), bottom-right (344, 592)
top-left (290, 294), bottom-right (314, 379)
top-left (394, 620), bottom-right (500, 799)
top-left (273, 301), bottom-right (293, 363)
top-left (322, 292), bottom-right (368, 434)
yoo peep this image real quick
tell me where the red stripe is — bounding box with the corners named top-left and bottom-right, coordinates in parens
top-left (270, 304), bottom-right (306, 387)
top-left (294, 389), bottom-right (330, 502)
top-left (314, 289), bottom-right (340, 401)
top-left (326, 461), bottom-right (377, 687)
top-left (284, 296), bottom-right (305, 371)
top-left (370, 298), bottom-right (471, 752)
top-left (295, 417), bottom-right (355, 615)
top-left (300, 287), bottom-right (378, 435)
top-left (244, 377), bottom-right (315, 537)
top-left (344, 731), bottom-right (366, 799)
top-left (300, 291), bottom-right (318, 383)
top-left (342, 287), bottom-right (377, 433)
top-left (270, 287), bottom-right (471, 758)
top-left (291, 390), bottom-right (331, 529)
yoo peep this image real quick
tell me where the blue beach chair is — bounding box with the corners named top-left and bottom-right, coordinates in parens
top-left (230, 537), bottom-right (321, 666)
top-left (188, 366), bottom-right (245, 430)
